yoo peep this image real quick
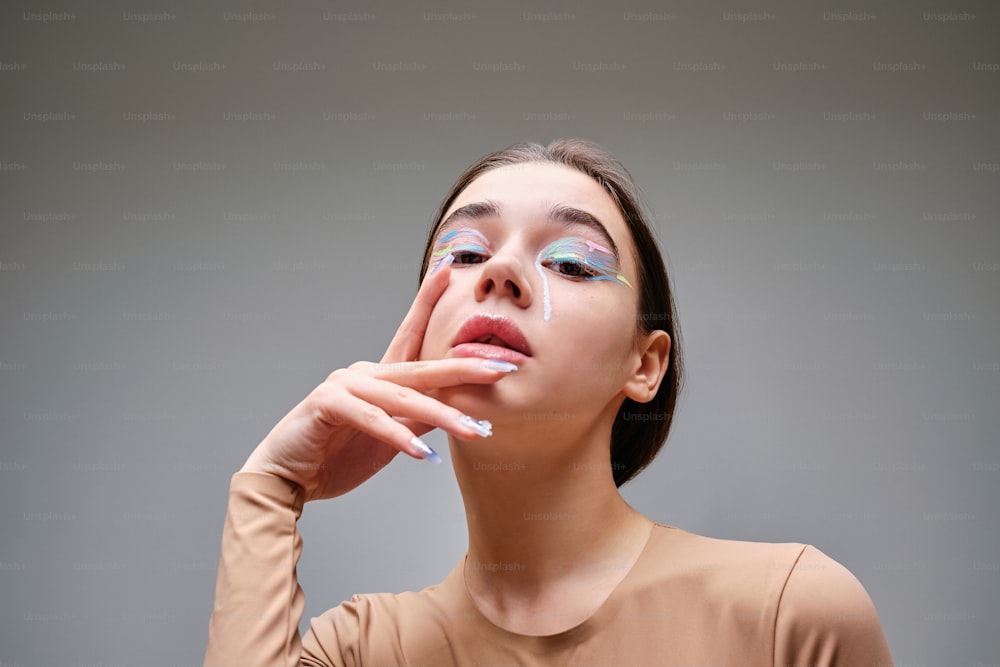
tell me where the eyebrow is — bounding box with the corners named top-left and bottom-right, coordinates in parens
top-left (439, 199), bottom-right (621, 258)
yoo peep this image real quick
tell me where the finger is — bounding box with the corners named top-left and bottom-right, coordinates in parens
top-left (350, 357), bottom-right (520, 392)
top-left (313, 387), bottom-right (441, 461)
top-left (339, 371), bottom-right (496, 441)
top-left (394, 416), bottom-right (433, 438)
top-left (381, 254), bottom-right (453, 364)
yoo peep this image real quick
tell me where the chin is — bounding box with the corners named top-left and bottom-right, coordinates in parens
top-left (432, 383), bottom-right (527, 423)
top-left (434, 382), bottom-right (500, 406)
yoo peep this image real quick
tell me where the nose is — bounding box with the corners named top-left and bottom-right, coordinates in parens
top-left (474, 252), bottom-right (533, 309)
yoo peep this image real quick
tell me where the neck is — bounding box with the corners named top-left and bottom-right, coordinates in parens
top-left (449, 421), bottom-right (653, 602)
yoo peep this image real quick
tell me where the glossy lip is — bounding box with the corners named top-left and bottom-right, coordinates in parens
top-left (450, 313), bottom-right (533, 360)
top-left (449, 343), bottom-right (530, 365)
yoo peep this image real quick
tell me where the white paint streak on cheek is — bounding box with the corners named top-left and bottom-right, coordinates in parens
top-left (534, 256), bottom-right (552, 321)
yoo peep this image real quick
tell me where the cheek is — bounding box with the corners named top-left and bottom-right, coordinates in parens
top-left (547, 276), bottom-right (636, 326)
top-left (548, 287), bottom-right (636, 361)
top-left (417, 290), bottom-right (462, 361)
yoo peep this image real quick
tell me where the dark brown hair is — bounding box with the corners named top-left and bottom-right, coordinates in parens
top-left (418, 138), bottom-right (684, 487)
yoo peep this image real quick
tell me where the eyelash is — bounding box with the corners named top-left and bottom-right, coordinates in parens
top-left (450, 248), bottom-right (486, 266)
top-left (448, 247), bottom-right (601, 280)
top-left (543, 255), bottom-right (601, 279)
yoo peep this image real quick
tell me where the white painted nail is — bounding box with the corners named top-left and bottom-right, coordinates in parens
top-left (411, 436), bottom-right (442, 464)
top-left (428, 252), bottom-right (455, 276)
top-left (459, 415), bottom-right (493, 438)
top-left (480, 360), bottom-right (518, 372)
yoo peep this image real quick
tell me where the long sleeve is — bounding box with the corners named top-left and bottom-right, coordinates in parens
top-left (774, 545), bottom-right (895, 667)
top-left (203, 471), bottom-right (322, 667)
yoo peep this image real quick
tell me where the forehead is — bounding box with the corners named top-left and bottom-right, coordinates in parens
top-left (445, 162), bottom-right (629, 241)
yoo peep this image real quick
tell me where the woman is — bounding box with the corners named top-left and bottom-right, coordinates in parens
top-left (204, 139), bottom-right (895, 666)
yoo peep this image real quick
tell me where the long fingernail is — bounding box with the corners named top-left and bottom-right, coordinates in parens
top-left (480, 360), bottom-right (518, 372)
top-left (459, 415), bottom-right (493, 438)
top-left (411, 436), bottom-right (442, 464)
top-left (428, 252), bottom-right (455, 276)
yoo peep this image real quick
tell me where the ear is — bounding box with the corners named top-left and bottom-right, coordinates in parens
top-left (623, 330), bottom-right (671, 404)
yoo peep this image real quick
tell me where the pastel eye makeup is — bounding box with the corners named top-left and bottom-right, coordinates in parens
top-left (428, 227), bottom-right (632, 322)
top-left (536, 237), bottom-right (633, 287)
top-left (534, 237), bottom-right (632, 321)
top-left (430, 227), bottom-right (491, 267)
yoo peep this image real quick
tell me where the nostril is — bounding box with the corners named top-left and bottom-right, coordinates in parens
top-left (509, 281), bottom-right (521, 298)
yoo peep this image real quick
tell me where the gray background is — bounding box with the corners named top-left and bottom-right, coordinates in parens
top-left (1, 1), bottom-right (998, 665)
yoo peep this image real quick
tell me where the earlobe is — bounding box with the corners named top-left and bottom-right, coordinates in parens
top-left (623, 331), bottom-right (671, 404)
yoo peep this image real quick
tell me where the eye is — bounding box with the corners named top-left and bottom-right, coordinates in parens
top-left (545, 258), bottom-right (599, 279)
top-left (433, 228), bottom-right (492, 268)
top-left (452, 250), bottom-right (486, 265)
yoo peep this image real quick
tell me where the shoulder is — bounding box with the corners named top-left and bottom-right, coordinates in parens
top-left (640, 526), bottom-right (894, 665)
top-left (640, 523), bottom-right (809, 594)
top-left (774, 544), bottom-right (894, 665)
top-left (300, 578), bottom-right (461, 665)
top-left (638, 525), bottom-right (809, 627)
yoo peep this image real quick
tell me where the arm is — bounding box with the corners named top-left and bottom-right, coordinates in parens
top-left (774, 545), bottom-right (895, 667)
top-left (203, 471), bottom-right (331, 667)
top-left (202, 259), bottom-right (506, 664)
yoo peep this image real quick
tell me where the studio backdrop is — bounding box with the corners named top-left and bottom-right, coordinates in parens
top-left (1, 2), bottom-right (998, 665)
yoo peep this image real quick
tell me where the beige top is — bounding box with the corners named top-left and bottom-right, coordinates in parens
top-left (204, 471), bottom-right (895, 666)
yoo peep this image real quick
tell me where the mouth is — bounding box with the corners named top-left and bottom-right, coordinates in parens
top-left (449, 313), bottom-right (532, 362)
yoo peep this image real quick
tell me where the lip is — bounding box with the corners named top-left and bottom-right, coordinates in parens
top-left (449, 343), bottom-right (531, 365)
top-left (449, 313), bottom-right (533, 363)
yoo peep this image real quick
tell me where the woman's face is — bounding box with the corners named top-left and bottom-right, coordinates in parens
top-left (418, 162), bottom-right (646, 427)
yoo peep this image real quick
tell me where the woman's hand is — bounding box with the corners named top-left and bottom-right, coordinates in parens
top-left (239, 259), bottom-right (513, 502)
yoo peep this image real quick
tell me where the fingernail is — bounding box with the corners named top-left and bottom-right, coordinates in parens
top-left (411, 436), bottom-right (442, 464)
top-left (459, 415), bottom-right (493, 438)
top-left (480, 360), bottom-right (518, 372)
top-left (428, 252), bottom-right (455, 276)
